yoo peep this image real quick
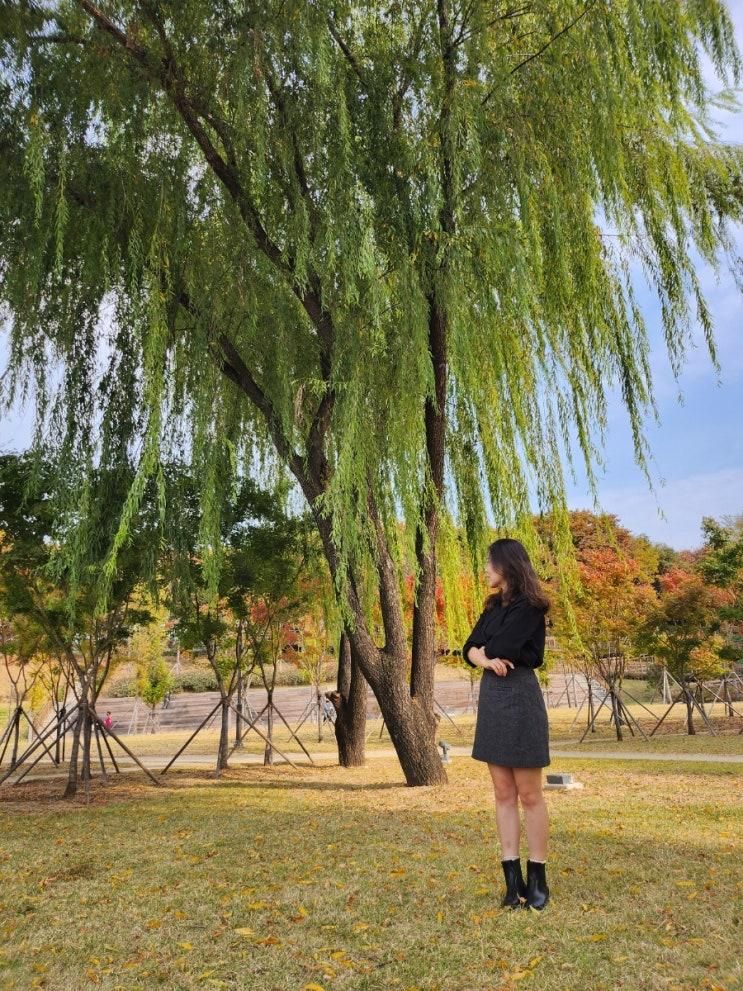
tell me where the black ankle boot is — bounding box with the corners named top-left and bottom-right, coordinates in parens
top-left (525, 859), bottom-right (549, 911)
top-left (500, 858), bottom-right (527, 909)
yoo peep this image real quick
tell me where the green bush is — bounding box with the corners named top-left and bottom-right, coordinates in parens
top-left (281, 661), bottom-right (338, 686)
top-left (104, 659), bottom-right (339, 698)
top-left (106, 678), bottom-right (139, 698)
top-left (172, 671), bottom-right (219, 693)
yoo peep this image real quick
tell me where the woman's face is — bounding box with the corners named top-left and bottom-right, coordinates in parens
top-left (484, 556), bottom-right (507, 589)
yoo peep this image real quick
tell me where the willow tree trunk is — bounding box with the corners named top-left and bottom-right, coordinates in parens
top-left (307, 484), bottom-right (448, 787)
top-left (327, 629), bottom-right (367, 767)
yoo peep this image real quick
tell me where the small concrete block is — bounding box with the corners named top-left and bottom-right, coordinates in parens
top-left (545, 772), bottom-right (584, 791)
top-left (546, 772), bottom-right (573, 785)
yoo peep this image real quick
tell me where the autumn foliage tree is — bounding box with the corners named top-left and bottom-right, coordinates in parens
top-left (569, 511), bottom-right (659, 651)
top-left (697, 514), bottom-right (743, 663)
top-left (635, 567), bottom-right (735, 734)
top-left (0, 453), bottom-right (155, 796)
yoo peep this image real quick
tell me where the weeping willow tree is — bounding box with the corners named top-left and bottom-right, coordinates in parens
top-left (1, 1), bottom-right (742, 786)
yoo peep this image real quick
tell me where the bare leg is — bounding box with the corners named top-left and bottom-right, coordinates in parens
top-left (513, 766), bottom-right (548, 861)
top-left (487, 763), bottom-right (520, 858)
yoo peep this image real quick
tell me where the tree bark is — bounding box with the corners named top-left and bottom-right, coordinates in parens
top-left (81, 703), bottom-right (93, 781)
top-left (326, 629), bottom-right (367, 767)
top-left (410, 298), bottom-right (447, 718)
top-left (306, 485), bottom-right (448, 786)
top-left (9, 709), bottom-right (21, 769)
top-left (685, 690), bottom-right (696, 735)
top-left (63, 704), bottom-right (85, 799)
top-left (611, 691), bottom-right (624, 742)
top-left (217, 697), bottom-right (230, 774)
top-left (235, 665), bottom-right (244, 747)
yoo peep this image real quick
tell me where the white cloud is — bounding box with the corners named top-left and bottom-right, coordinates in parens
top-left (585, 466), bottom-right (743, 549)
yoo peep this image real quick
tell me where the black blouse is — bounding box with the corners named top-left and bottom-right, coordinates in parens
top-left (462, 592), bottom-right (546, 670)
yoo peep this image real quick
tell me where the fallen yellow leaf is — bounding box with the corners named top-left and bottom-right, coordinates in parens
top-left (256, 934), bottom-right (281, 946)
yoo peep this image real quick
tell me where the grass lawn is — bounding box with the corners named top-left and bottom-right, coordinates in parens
top-left (0, 753), bottom-right (740, 991)
top-left (561, 732), bottom-right (743, 756)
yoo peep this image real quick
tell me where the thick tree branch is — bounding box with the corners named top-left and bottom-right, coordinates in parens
top-left (68, 2), bottom-right (390, 701)
top-left (76, 2), bottom-right (286, 267)
top-left (326, 15), bottom-right (368, 88)
top-left (28, 31), bottom-right (86, 44)
top-left (175, 289), bottom-right (307, 481)
top-left (218, 334), bottom-right (308, 477)
top-left (366, 488), bottom-right (407, 658)
top-left (75, 0), bottom-right (335, 368)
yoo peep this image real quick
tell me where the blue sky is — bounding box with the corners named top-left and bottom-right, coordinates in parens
top-left (562, 8), bottom-right (743, 550)
top-left (1, 10), bottom-right (742, 552)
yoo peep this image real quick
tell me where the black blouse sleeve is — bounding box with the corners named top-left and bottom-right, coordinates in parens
top-left (462, 611), bottom-right (486, 668)
top-left (482, 600), bottom-right (545, 663)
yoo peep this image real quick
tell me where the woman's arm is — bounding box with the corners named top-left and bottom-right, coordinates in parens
top-left (462, 614), bottom-right (486, 668)
top-left (463, 643), bottom-right (487, 668)
top-left (482, 601), bottom-right (545, 661)
top-left (462, 639), bottom-right (482, 668)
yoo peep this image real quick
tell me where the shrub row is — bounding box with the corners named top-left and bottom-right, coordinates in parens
top-left (105, 661), bottom-right (339, 697)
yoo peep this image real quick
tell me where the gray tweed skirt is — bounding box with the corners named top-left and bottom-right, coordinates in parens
top-left (471, 666), bottom-right (551, 768)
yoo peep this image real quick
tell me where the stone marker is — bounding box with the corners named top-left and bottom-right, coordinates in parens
top-left (545, 771), bottom-right (584, 790)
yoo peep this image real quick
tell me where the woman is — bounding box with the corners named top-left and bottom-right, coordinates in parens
top-left (462, 537), bottom-right (551, 911)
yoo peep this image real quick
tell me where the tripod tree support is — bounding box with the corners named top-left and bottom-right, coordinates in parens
top-left (0, 702), bottom-right (161, 790)
top-left (160, 698), bottom-right (301, 774)
top-left (649, 672), bottom-right (718, 737)
top-left (227, 700), bottom-right (301, 768)
top-left (0, 706), bottom-right (58, 769)
top-left (0, 703), bottom-right (81, 786)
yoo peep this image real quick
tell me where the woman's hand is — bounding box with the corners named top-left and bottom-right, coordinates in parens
top-left (470, 647), bottom-right (514, 677)
top-left (486, 657), bottom-right (514, 677)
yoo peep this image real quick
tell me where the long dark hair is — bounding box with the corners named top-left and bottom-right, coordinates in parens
top-left (483, 538), bottom-right (551, 613)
